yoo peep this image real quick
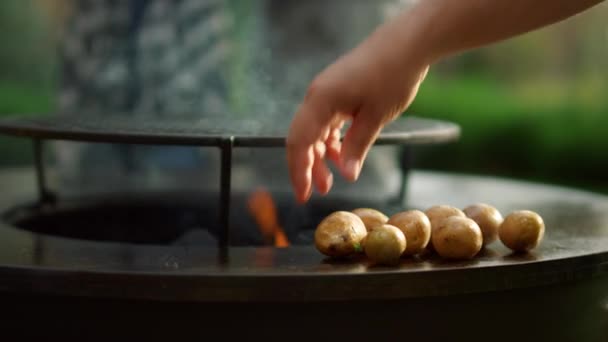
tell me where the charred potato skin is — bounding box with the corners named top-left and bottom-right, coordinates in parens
top-left (315, 211), bottom-right (367, 257)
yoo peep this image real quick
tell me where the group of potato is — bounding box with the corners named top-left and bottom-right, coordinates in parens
top-left (314, 204), bottom-right (545, 265)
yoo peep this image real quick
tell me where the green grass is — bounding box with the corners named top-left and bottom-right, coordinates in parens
top-left (0, 83), bottom-right (54, 165)
top-left (0, 83), bottom-right (55, 116)
top-left (407, 74), bottom-right (608, 194)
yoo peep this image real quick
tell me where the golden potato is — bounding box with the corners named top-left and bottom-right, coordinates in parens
top-left (387, 210), bottom-right (431, 256)
top-left (499, 210), bottom-right (545, 252)
top-left (424, 205), bottom-right (466, 250)
top-left (364, 224), bottom-right (406, 265)
top-left (352, 208), bottom-right (389, 232)
top-left (315, 211), bottom-right (367, 257)
top-left (432, 216), bottom-right (483, 260)
top-left (425, 205), bottom-right (466, 230)
top-left (463, 203), bottom-right (503, 246)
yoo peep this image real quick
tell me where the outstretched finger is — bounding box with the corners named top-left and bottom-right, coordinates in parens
top-left (286, 91), bottom-right (333, 203)
top-left (312, 141), bottom-right (333, 195)
top-left (325, 126), bottom-right (342, 165)
top-left (338, 112), bottom-right (383, 182)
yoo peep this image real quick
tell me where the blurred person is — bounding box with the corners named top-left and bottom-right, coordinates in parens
top-left (286, 0), bottom-right (605, 203)
top-left (49, 0), bottom-right (404, 202)
top-left (50, 0), bottom-right (235, 193)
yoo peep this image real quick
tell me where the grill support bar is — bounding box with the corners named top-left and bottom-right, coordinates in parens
top-left (218, 137), bottom-right (234, 250)
top-left (33, 139), bottom-right (55, 205)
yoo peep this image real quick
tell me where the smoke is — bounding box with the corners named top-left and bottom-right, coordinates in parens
top-left (222, 1), bottom-right (406, 199)
top-left (226, 0), bottom-right (404, 125)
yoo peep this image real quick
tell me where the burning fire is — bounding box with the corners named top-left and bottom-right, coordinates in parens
top-left (247, 188), bottom-right (290, 248)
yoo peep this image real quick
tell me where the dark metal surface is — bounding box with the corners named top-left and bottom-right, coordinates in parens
top-left (4, 191), bottom-right (403, 246)
top-left (3, 276), bottom-right (607, 341)
top-left (218, 137), bottom-right (233, 250)
top-left (0, 169), bottom-right (607, 302)
top-left (0, 114), bottom-right (460, 147)
top-left (33, 139), bottom-right (54, 205)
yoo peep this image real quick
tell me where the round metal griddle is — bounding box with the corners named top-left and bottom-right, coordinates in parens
top-left (0, 113), bottom-right (460, 147)
top-left (1, 115), bottom-right (607, 340)
top-left (0, 169), bottom-right (607, 303)
top-left (0, 114), bottom-right (607, 302)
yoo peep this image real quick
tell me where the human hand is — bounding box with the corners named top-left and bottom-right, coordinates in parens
top-left (286, 19), bottom-right (429, 203)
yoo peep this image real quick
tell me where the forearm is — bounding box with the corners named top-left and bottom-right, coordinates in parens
top-left (391, 0), bottom-right (604, 64)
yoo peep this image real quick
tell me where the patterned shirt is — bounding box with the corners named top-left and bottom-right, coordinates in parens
top-left (59, 0), bottom-right (234, 117)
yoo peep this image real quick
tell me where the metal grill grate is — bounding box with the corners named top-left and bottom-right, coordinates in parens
top-left (0, 113), bottom-right (460, 251)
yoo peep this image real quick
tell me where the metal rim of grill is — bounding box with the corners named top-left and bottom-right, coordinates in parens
top-left (0, 113), bottom-right (460, 147)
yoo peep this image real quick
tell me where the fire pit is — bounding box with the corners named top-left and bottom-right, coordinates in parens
top-left (0, 114), bottom-right (607, 340)
top-left (0, 113), bottom-right (459, 248)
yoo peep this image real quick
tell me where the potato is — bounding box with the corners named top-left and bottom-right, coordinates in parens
top-left (463, 203), bottom-right (503, 246)
top-left (432, 216), bottom-right (483, 260)
top-left (364, 224), bottom-right (406, 265)
top-left (387, 210), bottom-right (431, 256)
top-left (315, 211), bottom-right (367, 257)
top-left (499, 210), bottom-right (545, 252)
top-left (424, 205), bottom-right (466, 250)
top-left (352, 208), bottom-right (389, 232)
top-left (425, 205), bottom-right (466, 231)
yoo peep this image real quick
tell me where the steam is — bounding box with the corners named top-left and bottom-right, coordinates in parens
top-left (226, 0), bottom-right (408, 124)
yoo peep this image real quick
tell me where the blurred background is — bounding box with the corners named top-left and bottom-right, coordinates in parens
top-left (0, 0), bottom-right (607, 195)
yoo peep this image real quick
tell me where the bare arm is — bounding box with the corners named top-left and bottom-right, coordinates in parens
top-left (393, 0), bottom-right (604, 64)
top-left (286, 0), bottom-right (604, 203)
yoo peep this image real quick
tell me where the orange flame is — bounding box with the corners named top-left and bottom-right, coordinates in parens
top-left (247, 188), bottom-right (290, 248)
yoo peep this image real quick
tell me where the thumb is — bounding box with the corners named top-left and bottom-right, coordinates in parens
top-left (339, 112), bottom-right (383, 182)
